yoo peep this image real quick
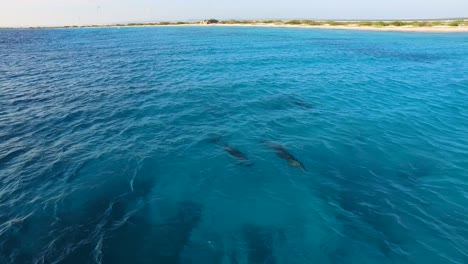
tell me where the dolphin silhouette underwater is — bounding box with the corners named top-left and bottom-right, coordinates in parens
top-left (209, 136), bottom-right (254, 167)
top-left (287, 95), bottom-right (314, 109)
top-left (263, 141), bottom-right (306, 170)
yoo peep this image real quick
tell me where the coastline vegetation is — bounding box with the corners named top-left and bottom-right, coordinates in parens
top-left (8, 19), bottom-right (467, 30)
top-left (216, 19), bottom-right (467, 27)
top-left (274, 20), bottom-right (468, 27)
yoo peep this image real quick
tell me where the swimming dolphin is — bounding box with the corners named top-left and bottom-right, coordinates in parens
top-left (209, 136), bottom-right (253, 167)
top-left (292, 100), bottom-right (313, 109)
top-left (223, 145), bottom-right (254, 167)
top-left (263, 141), bottom-right (306, 170)
top-left (287, 95), bottom-right (314, 109)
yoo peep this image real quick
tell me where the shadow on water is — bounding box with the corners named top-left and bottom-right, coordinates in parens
top-left (299, 141), bottom-right (430, 263)
top-left (259, 94), bottom-right (315, 111)
top-left (231, 224), bottom-right (284, 264)
top-left (0, 217), bottom-right (36, 263)
top-left (0, 148), bottom-right (27, 167)
top-left (179, 239), bottom-right (225, 264)
top-left (351, 46), bottom-right (441, 62)
top-left (315, 158), bottom-right (420, 263)
top-left (244, 225), bottom-right (276, 264)
top-left (0, 155), bottom-right (162, 263)
top-left (102, 201), bottom-right (203, 264)
top-left (332, 193), bottom-right (402, 262)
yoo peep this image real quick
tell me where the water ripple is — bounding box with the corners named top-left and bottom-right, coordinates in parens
top-left (0, 27), bottom-right (467, 264)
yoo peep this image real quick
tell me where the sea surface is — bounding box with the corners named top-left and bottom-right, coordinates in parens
top-left (0, 26), bottom-right (467, 264)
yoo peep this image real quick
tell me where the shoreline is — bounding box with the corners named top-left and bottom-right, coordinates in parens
top-left (2, 23), bottom-right (468, 33)
top-left (201, 23), bottom-right (468, 32)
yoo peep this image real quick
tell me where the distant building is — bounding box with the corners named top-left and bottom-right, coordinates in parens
top-left (200, 19), bottom-right (219, 25)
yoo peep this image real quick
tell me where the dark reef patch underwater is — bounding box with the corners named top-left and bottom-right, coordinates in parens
top-left (0, 27), bottom-right (467, 264)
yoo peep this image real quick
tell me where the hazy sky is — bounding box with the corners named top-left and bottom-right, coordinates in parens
top-left (1, 0), bottom-right (467, 27)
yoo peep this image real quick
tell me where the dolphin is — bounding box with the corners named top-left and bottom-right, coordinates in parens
top-left (209, 136), bottom-right (253, 167)
top-left (292, 100), bottom-right (313, 109)
top-left (287, 95), bottom-right (314, 109)
top-left (263, 141), bottom-right (306, 170)
top-left (223, 145), bottom-right (254, 167)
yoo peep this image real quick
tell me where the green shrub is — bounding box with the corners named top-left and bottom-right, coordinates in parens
top-left (262, 20), bottom-right (282, 24)
top-left (373, 21), bottom-right (387, 27)
top-left (286, 20), bottom-right (302, 25)
top-left (390, 21), bottom-right (405, 26)
top-left (326, 21), bottom-right (343, 26)
top-left (222, 20), bottom-right (239, 24)
top-left (407, 21), bottom-right (431, 27)
top-left (429, 21), bottom-right (443, 26)
top-left (302, 20), bottom-right (321, 25)
top-left (358, 21), bottom-right (373, 26)
top-left (223, 20), bottom-right (253, 24)
top-left (448, 20), bottom-right (463, 26)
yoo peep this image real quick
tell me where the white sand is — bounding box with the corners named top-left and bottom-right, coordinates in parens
top-left (201, 23), bottom-right (468, 33)
top-left (28, 23), bottom-right (468, 33)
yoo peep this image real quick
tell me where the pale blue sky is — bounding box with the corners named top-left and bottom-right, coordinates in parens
top-left (1, 0), bottom-right (467, 27)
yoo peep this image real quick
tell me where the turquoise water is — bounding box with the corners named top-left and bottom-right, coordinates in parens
top-left (0, 26), bottom-right (467, 264)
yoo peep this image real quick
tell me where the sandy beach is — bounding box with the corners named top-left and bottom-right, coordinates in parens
top-left (87, 23), bottom-right (468, 33)
top-left (5, 21), bottom-right (468, 33)
top-left (200, 23), bottom-right (468, 33)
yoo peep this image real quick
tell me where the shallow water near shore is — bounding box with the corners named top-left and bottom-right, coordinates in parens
top-left (1, 27), bottom-right (467, 264)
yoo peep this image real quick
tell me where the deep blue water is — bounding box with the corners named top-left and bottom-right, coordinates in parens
top-left (0, 26), bottom-right (467, 264)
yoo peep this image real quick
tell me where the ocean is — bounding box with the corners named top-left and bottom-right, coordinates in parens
top-left (0, 26), bottom-right (467, 264)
